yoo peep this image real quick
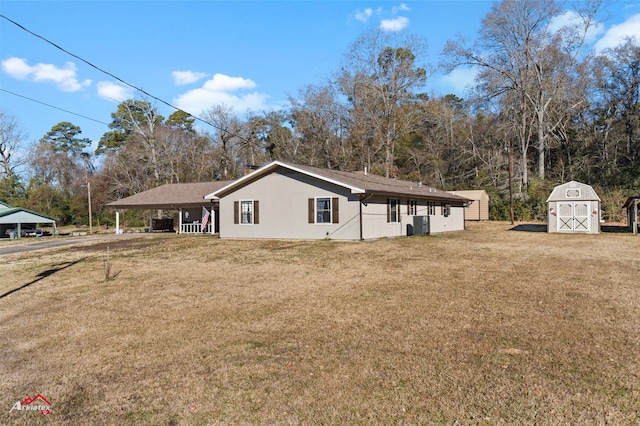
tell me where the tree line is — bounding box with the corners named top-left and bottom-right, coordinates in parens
top-left (1, 0), bottom-right (638, 227)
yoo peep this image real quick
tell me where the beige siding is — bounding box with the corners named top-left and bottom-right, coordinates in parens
top-left (219, 169), bottom-right (361, 240)
top-left (360, 197), bottom-right (465, 238)
top-left (448, 190), bottom-right (489, 220)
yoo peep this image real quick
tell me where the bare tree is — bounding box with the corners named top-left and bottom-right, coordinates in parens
top-left (0, 111), bottom-right (27, 179)
top-left (444, 0), bottom-right (602, 184)
top-left (338, 28), bottom-right (429, 177)
top-left (201, 105), bottom-right (244, 179)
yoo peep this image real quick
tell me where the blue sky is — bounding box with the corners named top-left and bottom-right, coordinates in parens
top-left (1, 1), bottom-right (639, 151)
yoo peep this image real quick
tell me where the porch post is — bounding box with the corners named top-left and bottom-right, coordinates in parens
top-left (115, 211), bottom-right (120, 234)
top-left (178, 208), bottom-right (183, 234)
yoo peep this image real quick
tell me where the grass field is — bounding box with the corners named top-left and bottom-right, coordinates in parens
top-left (1, 222), bottom-right (638, 425)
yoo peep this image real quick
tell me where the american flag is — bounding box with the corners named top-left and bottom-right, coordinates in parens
top-left (201, 207), bottom-right (210, 232)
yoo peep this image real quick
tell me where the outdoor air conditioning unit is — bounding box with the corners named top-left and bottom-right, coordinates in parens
top-left (413, 215), bottom-right (430, 235)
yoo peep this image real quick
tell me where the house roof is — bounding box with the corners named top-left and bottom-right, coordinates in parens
top-left (0, 204), bottom-right (57, 224)
top-left (205, 161), bottom-right (470, 203)
top-left (106, 181), bottom-right (233, 209)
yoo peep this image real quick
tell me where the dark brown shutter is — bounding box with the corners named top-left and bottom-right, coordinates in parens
top-left (308, 198), bottom-right (314, 223)
top-left (387, 198), bottom-right (390, 222)
top-left (332, 197), bottom-right (339, 223)
top-left (407, 200), bottom-right (410, 215)
top-left (234, 201), bottom-right (239, 224)
top-left (254, 200), bottom-right (259, 224)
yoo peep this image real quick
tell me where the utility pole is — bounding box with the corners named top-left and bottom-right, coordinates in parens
top-left (88, 181), bottom-right (92, 234)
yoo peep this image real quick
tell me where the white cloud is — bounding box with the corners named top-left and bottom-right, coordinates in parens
top-left (355, 8), bottom-right (373, 23)
top-left (594, 14), bottom-right (640, 52)
top-left (548, 11), bottom-right (605, 44)
top-left (96, 81), bottom-right (134, 102)
top-left (173, 73), bottom-right (269, 117)
top-left (392, 4), bottom-right (410, 14)
top-left (172, 70), bottom-right (208, 85)
top-left (380, 16), bottom-right (409, 32)
top-left (203, 73), bottom-right (256, 91)
top-left (1, 57), bottom-right (91, 92)
top-left (439, 67), bottom-right (478, 95)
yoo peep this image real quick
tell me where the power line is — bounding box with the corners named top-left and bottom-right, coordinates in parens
top-left (0, 14), bottom-right (250, 142)
top-left (0, 88), bottom-right (110, 125)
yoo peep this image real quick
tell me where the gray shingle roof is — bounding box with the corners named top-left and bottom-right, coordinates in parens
top-left (208, 161), bottom-right (470, 203)
top-left (106, 181), bottom-right (232, 209)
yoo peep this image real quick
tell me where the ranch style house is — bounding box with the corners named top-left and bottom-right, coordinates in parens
top-left (204, 161), bottom-right (470, 240)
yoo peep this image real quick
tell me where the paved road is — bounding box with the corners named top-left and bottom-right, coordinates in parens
top-left (0, 234), bottom-right (141, 256)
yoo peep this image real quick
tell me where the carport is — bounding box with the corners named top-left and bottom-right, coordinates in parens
top-left (106, 181), bottom-right (232, 234)
top-left (0, 202), bottom-right (57, 239)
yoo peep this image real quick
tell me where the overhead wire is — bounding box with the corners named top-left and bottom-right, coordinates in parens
top-left (0, 14), bottom-right (250, 142)
top-left (0, 88), bottom-right (110, 125)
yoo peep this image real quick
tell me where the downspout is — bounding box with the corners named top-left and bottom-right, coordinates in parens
top-left (359, 193), bottom-right (373, 241)
top-left (359, 197), bottom-right (363, 241)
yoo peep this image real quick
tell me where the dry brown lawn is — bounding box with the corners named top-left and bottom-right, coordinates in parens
top-left (1, 222), bottom-right (639, 425)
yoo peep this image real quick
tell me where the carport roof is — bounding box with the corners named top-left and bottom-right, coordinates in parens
top-left (0, 205), bottom-right (57, 224)
top-left (106, 181), bottom-right (233, 209)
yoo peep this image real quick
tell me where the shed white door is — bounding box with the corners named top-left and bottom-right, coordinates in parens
top-left (557, 202), bottom-right (590, 232)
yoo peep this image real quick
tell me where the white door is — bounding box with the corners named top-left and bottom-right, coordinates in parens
top-left (557, 202), bottom-right (590, 232)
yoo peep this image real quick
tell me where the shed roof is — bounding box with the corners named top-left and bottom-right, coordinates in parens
top-left (205, 161), bottom-right (470, 203)
top-left (546, 181), bottom-right (601, 202)
top-left (0, 205), bottom-right (57, 224)
top-left (623, 196), bottom-right (640, 209)
top-left (447, 190), bottom-right (489, 201)
top-left (106, 181), bottom-right (233, 209)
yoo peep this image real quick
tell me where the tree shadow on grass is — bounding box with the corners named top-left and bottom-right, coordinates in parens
top-left (601, 224), bottom-right (631, 233)
top-left (509, 224), bottom-right (547, 232)
top-left (510, 223), bottom-right (633, 234)
top-left (0, 259), bottom-right (85, 299)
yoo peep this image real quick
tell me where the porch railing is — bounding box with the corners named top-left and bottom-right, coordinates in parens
top-left (179, 222), bottom-right (213, 234)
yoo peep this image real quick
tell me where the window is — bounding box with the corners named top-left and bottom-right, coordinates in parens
top-left (234, 200), bottom-right (259, 224)
top-left (427, 201), bottom-right (435, 215)
top-left (316, 198), bottom-right (332, 223)
top-left (565, 188), bottom-right (581, 198)
top-left (408, 200), bottom-right (417, 215)
top-left (308, 197), bottom-right (339, 224)
top-left (241, 200), bottom-right (253, 224)
top-left (387, 198), bottom-right (400, 222)
top-left (442, 203), bottom-right (451, 217)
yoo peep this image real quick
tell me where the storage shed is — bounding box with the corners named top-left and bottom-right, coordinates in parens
top-left (448, 190), bottom-right (489, 220)
top-left (622, 196), bottom-right (640, 235)
top-left (547, 181), bottom-right (601, 234)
